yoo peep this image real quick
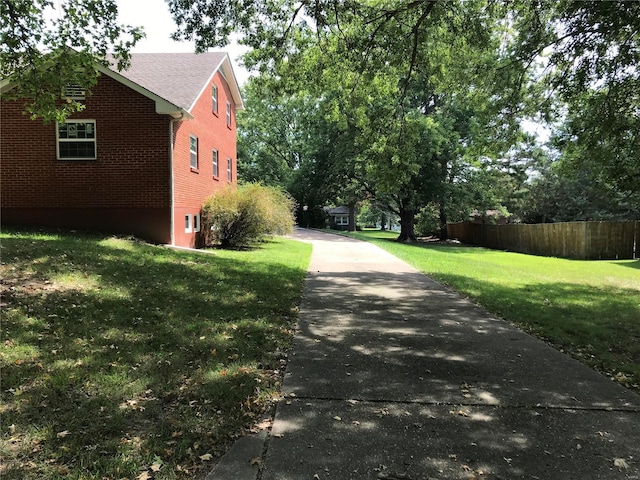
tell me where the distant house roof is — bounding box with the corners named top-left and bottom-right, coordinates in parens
top-left (106, 52), bottom-right (243, 113)
top-left (327, 206), bottom-right (350, 215)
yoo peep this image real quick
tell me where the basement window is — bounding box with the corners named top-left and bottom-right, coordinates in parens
top-left (57, 120), bottom-right (96, 160)
top-left (185, 214), bottom-right (192, 233)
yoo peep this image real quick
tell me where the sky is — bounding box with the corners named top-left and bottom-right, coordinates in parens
top-left (116, 0), bottom-right (251, 85)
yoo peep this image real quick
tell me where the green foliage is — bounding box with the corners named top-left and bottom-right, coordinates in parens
top-left (237, 82), bottom-right (316, 189)
top-left (415, 204), bottom-right (441, 237)
top-left (521, 166), bottom-right (640, 223)
top-left (0, 0), bottom-right (143, 122)
top-left (504, 0), bottom-right (640, 194)
top-left (357, 202), bottom-right (397, 230)
top-left (551, 87), bottom-right (640, 195)
top-left (0, 228), bottom-right (311, 479)
top-left (201, 183), bottom-right (296, 248)
top-left (181, 0), bottom-right (639, 229)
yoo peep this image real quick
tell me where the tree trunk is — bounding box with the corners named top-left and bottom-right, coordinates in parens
top-left (438, 199), bottom-right (448, 240)
top-left (380, 213), bottom-right (387, 231)
top-left (348, 202), bottom-right (356, 232)
top-left (397, 207), bottom-right (417, 242)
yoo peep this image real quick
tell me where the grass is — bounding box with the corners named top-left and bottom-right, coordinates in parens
top-left (0, 228), bottom-right (311, 480)
top-left (344, 229), bottom-right (640, 393)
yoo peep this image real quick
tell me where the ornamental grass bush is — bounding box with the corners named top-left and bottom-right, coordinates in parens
top-left (202, 183), bottom-right (296, 248)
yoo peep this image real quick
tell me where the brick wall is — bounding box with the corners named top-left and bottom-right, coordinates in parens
top-left (2, 68), bottom-right (240, 248)
top-left (172, 70), bottom-right (238, 247)
top-left (1, 74), bottom-right (173, 243)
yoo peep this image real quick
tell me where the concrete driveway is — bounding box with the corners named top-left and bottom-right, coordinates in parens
top-left (210, 228), bottom-right (640, 480)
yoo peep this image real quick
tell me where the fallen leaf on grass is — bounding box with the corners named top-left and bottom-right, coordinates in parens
top-left (449, 410), bottom-right (470, 417)
top-left (200, 453), bottom-right (213, 461)
top-left (150, 459), bottom-right (163, 472)
top-left (614, 458), bottom-right (629, 470)
top-left (56, 430), bottom-right (70, 438)
top-left (136, 472), bottom-right (151, 480)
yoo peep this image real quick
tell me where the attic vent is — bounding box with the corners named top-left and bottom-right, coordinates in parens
top-left (64, 84), bottom-right (86, 100)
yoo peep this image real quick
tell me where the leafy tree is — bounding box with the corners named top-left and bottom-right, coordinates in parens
top-left (504, 0), bottom-right (640, 194)
top-left (357, 201), bottom-right (397, 231)
top-left (1, 0), bottom-right (143, 122)
top-left (521, 163), bottom-right (640, 224)
top-left (232, 1), bottom-right (519, 241)
top-left (237, 81), bottom-right (312, 188)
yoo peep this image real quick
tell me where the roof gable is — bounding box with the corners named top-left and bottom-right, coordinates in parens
top-left (103, 52), bottom-right (244, 117)
top-left (2, 52), bottom-right (244, 119)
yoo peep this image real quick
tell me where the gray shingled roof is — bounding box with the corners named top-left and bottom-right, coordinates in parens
top-left (109, 52), bottom-right (228, 111)
top-left (328, 206), bottom-right (350, 215)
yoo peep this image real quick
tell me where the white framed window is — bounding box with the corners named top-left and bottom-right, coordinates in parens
top-left (335, 215), bottom-right (349, 226)
top-left (226, 101), bottom-right (231, 127)
top-left (212, 149), bottom-right (219, 178)
top-left (212, 84), bottom-right (218, 113)
top-left (57, 120), bottom-right (96, 160)
top-left (194, 214), bottom-right (201, 233)
top-left (185, 214), bottom-right (193, 233)
top-left (227, 157), bottom-right (232, 182)
top-left (189, 135), bottom-right (198, 169)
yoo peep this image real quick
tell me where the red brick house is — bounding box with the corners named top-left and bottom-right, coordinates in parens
top-left (0, 52), bottom-right (243, 247)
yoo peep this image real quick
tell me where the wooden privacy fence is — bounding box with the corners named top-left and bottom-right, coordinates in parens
top-left (446, 221), bottom-right (639, 260)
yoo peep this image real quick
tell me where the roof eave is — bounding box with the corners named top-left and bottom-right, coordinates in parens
top-left (219, 54), bottom-right (244, 111)
top-left (0, 77), bottom-right (15, 95)
top-left (97, 63), bottom-right (194, 120)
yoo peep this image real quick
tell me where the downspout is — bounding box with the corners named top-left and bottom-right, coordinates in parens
top-left (168, 110), bottom-right (189, 246)
top-left (169, 116), bottom-right (181, 246)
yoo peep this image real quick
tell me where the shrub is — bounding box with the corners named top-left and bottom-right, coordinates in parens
top-left (202, 183), bottom-right (296, 248)
top-left (415, 204), bottom-right (441, 237)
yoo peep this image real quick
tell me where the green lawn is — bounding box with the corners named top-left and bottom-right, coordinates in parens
top-left (0, 228), bottom-right (311, 480)
top-left (345, 229), bottom-right (640, 393)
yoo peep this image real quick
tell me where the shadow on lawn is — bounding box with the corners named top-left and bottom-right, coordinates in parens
top-left (1, 232), bottom-right (306, 479)
top-left (262, 264), bottom-right (640, 479)
top-left (429, 272), bottom-right (640, 385)
top-left (610, 259), bottom-right (640, 270)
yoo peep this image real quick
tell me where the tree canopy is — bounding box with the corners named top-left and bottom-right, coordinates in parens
top-left (1, 0), bottom-right (143, 122)
top-left (2, 0), bottom-right (638, 230)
